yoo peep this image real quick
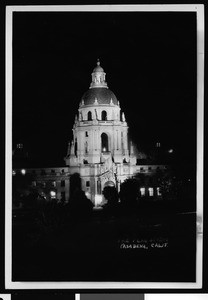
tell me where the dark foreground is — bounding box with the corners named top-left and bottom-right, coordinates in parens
top-left (12, 202), bottom-right (196, 282)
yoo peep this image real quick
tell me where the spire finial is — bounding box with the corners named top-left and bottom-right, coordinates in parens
top-left (90, 59), bottom-right (107, 89)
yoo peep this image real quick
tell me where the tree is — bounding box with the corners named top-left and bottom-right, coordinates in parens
top-left (119, 178), bottom-right (140, 207)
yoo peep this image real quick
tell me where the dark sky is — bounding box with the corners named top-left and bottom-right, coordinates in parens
top-left (12, 10), bottom-right (197, 166)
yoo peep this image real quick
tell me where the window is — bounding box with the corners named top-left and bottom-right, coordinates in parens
top-left (51, 169), bottom-right (55, 174)
top-left (41, 169), bottom-right (46, 175)
top-left (75, 138), bottom-right (77, 156)
top-left (148, 167), bottom-right (152, 171)
top-left (148, 187), bottom-right (154, 197)
top-left (86, 181), bottom-right (90, 187)
top-left (101, 110), bottom-right (107, 121)
top-left (61, 169), bottom-right (65, 173)
top-left (140, 187), bottom-right (145, 197)
top-left (157, 187), bottom-right (162, 196)
top-left (50, 190), bottom-right (56, 198)
top-left (85, 131), bottom-right (88, 137)
top-left (61, 180), bottom-right (65, 187)
top-left (87, 111), bottom-right (92, 121)
top-left (101, 132), bottom-right (109, 152)
top-left (85, 141), bottom-right (88, 154)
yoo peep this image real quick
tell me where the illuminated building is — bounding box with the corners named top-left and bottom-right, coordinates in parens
top-left (64, 60), bottom-right (167, 204)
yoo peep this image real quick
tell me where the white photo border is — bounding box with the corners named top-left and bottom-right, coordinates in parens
top-left (5, 4), bottom-right (204, 289)
top-left (0, 295), bottom-right (11, 300)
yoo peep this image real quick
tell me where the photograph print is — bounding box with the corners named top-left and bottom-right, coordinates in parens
top-left (6, 4), bottom-right (204, 288)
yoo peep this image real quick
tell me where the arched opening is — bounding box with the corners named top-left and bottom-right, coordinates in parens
top-left (87, 111), bottom-right (92, 121)
top-left (101, 133), bottom-right (109, 152)
top-left (104, 181), bottom-right (115, 188)
top-left (101, 110), bottom-right (107, 121)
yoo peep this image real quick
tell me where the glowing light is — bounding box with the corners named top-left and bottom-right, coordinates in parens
top-left (168, 149), bottom-right (173, 153)
top-left (148, 187), bottom-right (154, 196)
top-left (50, 191), bottom-right (56, 198)
top-left (157, 187), bottom-right (162, 196)
top-left (21, 169), bottom-right (26, 175)
top-left (12, 170), bottom-right (16, 176)
top-left (140, 187), bottom-right (145, 196)
top-left (103, 147), bottom-right (106, 152)
top-left (85, 191), bottom-right (91, 199)
top-left (17, 143), bottom-right (23, 149)
top-left (95, 194), bottom-right (103, 206)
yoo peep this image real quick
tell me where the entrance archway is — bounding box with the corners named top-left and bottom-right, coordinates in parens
top-left (104, 180), bottom-right (115, 188)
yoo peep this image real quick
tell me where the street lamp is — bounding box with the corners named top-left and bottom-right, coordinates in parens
top-left (21, 169), bottom-right (26, 175)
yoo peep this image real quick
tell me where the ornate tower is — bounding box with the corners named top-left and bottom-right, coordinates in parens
top-left (65, 60), bottom-right (137, 204)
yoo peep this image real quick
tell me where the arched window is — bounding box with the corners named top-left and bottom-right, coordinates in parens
top-left (75, 138), bottom-right (77, 156)
top-left (101, 110), bottom-right (107, 121)
top-left (101, 133), bottom-right (109, 152)
top-left (87, 111), bottom-right (92, 121)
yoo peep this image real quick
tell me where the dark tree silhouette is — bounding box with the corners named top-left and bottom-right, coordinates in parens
top-left (69, 188), bottom-right (93, 220)
top-left (102, 186), bottom-right (119, 217)
top-left (69, 173), bottom-right (82, 197)
top-left (119, 178), bottom-right (140, 214)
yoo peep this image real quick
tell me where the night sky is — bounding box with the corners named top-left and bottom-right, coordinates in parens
top-left (12, 10), bottom-right (197, 167)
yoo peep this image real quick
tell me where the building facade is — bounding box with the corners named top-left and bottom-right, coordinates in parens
top-left (64, 60), bottom-right (166, 205)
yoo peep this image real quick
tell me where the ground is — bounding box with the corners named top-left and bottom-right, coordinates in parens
top-left (12, 201), bottom-right (196, 282)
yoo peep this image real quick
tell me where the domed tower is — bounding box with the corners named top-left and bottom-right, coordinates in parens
top-left (65, 60), bottom-right (137, 203)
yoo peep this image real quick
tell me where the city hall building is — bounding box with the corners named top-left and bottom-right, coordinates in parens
top-left (13, 61), bottom-right (167, 206)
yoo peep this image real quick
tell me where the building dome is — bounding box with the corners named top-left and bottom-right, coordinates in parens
top-left (82, 87), bottom-right (118, 105)
top-left (81, 60), bottom-right (118, 106)
top-left (93, 65), bottom-right (104, 73)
